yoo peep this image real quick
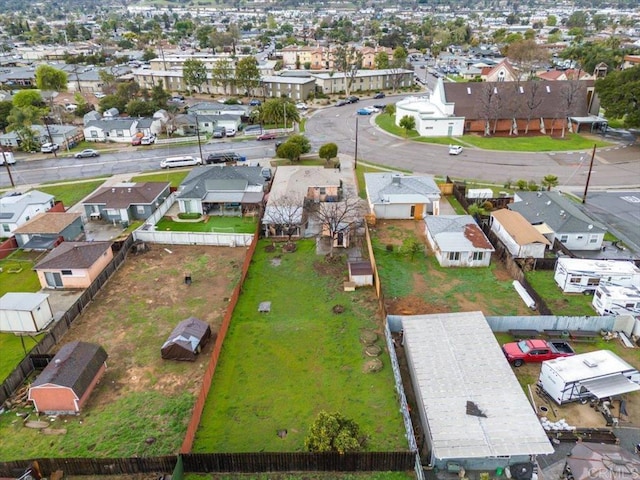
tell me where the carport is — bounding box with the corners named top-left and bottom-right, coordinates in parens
top-left (569, 115), bottom-right (608, 133)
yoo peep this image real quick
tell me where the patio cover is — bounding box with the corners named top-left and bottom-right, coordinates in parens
top-left (580, 374), bottom-right (640, 399)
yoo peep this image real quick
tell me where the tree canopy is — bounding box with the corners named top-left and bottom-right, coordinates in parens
top-left (305, 411), bottom-right (364, 453)
top-left (596, 65), bottom-right (640, 127)
top-left (183, 58), bottom-right (208, 93)
top-left (35, 64), bottom-right (67, 92)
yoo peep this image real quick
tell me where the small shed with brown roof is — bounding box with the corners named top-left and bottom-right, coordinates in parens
top-left (82, 181), bottom-right (170, 225)
top-left (13, 212), bottom-right (83, 249)
top-left (161, 317), bottom-right (212, 361)
top-left (28, 341), bottom-right (108, 415)
top-left (490, 209), bottom-right (551, 259)
top-left (424, 215), bottom-right (494, 267)
top-left (34, 241), bottom-right (113, 289)
top-left (348, 261), bottom-right (374, 287)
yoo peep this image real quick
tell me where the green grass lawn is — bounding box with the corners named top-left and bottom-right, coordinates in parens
top-left (371, 228), bottom-right (530, 316)
top-left (375, 114), bottom-right (420, 139)
top-left (193, 240), bottom-right (407, 453)
top-left (37, 179), bottom-right (108, 208)
top-left (524, 270), bottom-right (595, 316)
top-left (455, 133), bottom-right (611, 152)
top-left (0, 252), bottom-right (40, 296)
top-left (0, 333), bottom-right (43, 382)
top-left (131, 170), bottom-right (190, 187)
top-left (156, 216), bottom-right (258, 233)
top-left (446, 195), bottom-right (467, 215)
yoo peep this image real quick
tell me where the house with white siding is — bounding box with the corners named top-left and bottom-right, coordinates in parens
top-left (365, 173), bottom-right (441, 219)
top-left (425, 215), bottom-right (494, 267)
top-left (490, 209), bottom-right (551, 259)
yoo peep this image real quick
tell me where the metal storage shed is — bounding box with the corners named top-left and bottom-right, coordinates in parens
top-left (161, 317), bottom-right (212, 361)
top-left (0, 292), bottom-right (54, 333)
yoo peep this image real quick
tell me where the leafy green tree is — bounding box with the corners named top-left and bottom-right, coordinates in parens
top-left (276, 140), bottom-right (302, 163)
top-left (541, 174), bottom-right (559, 191)
top-left (99, 95), bottom-right (126, 114)
top-left (401, 238), bottom-right (424, 260)
top-left (7, 105), bottom-right (43, 152)
top-left (596, 65), bottom-right (640, 127)
top-left (319, 142), bottom-right (338, 164)
top-left (0, 100), bottom-right (13, 131)
top-left (12, 90), bottom-right (45, 109)
top-left (374, 51), bottom-right (389, 69)
top-left (287, 134), bottom-right (311, 156)
top-left (211, 59), bottom-right (234, 95)
top-left (151, 80), bottom-right (170, 109)
top-left (142, 48), bottom-right (157, 62)
top-left (566, 11), bottom-right (588, 28)
top-left (547, 15), bottom-right (557, 27)
top-left (235, 57), bottom-right (261, 96)
top-left (305, 411), bottom-right (364, 454)
top-left (126, 99), bottom-right (156, 117)
top-left (256, 98), bottom-right (299, 127)
top-left (385, 104), bottom-right (396, 116)
top-left (516, 179), bottom-right (528, 190)
top-left (183, 58), bottom-right (208, 93)
top-left (35, 65), bottom-right (67, 92)
top-left (399, 115), bottom-right (416, 136)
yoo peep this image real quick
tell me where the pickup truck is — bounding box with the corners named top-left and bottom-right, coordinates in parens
top-left (502, 339), bottom-right (575, 367)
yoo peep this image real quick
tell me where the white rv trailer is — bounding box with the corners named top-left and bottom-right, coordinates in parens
top-left (553, 258), bottom-right (640, 294)
top-left (539, 350), bottom-right (640, 405)
top-left (592, 284), bottom-right (640, 316)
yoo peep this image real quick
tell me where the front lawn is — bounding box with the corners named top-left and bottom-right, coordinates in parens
top-left (37, 179), bottom-right (108, 208)
top-left (524, 270), bottom-right (595, 316)
top-left (459, 133), bottom-right (611, 152)
top-left (193, 240), bottom-right (407, 453)
top-left (375, 114), bottom-right (420, 139)
top-left (155, 216), bottom-right (258, 233)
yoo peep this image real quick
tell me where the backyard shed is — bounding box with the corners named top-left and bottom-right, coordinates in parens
top-left (539, 350), bottom-right (640, 405)
top-left (348, 261), bottom-right (373, 287)
top-left (400, 311), bottom-right (553, 471)
top-left (28, 341), bottom-right (108, 415)
top-left (161, 317), bottom-right (212, 361)
top-left (0, 292), bottom-right (53, 333)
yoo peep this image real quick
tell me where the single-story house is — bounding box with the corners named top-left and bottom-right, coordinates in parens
top-left (177, 166), bottom-right (266, 217)
top-left (364, 173), bottom-right (441, 219)
top-left (0, 190), bottom-right (55, 236)
top-left (34, 241), bottom-right (114, 289)
top-left (425, 215), bottom-right (495, 267)
top-left (82, 182), bottom-right (171, 225)
top-left (0, 292), bottom-right (54, 333)
top-left (0, 124), bottom-right (83, 150)
top-left (161, 317), bottom-right (212, 361)
top-left (399, 311), bottom-right (553, 470)
top-left (508, 191), bottom-right (606, 251)
top-left (13, 212), bottom-right (84, 249)
top-left (262, 165), bottom-right (342, 238)
top-left (490, 209), bottom-right (551, 259)
top-left (83, 118), bottom-right (138, 143)
top-left (28, 341), bottom-right (108, 415)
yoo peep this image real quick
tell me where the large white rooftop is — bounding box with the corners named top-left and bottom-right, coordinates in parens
top-left (401, 311), bottom-right (553, 460)
top-left (543, 350), bottom-right (639, 383)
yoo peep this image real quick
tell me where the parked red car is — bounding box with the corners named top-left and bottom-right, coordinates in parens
top-left (257, 132), bottom-right (278, 141)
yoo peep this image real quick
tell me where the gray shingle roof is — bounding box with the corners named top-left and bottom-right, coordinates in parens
top-left (508, 191), bottom-right (606, 234)
top-left (0, 190), bottom-right (54, 222)
top-left (34, 241), bottom-right (111, 270)
top-left (32, 341), bottom-right (107, 395)
top-left (86, 118), bottom-right (137, 130)
top-left (83, 182), bottom-right (169, 208)
top-left (425, 215), bottom-right (494, 251)
top-left (178, 166), bottom-right (265, 200)
top-left (365, 173), bottom-right (440, 204)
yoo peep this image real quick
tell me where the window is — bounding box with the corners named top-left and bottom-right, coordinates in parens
top-left (569, 276), bottom-right (581, 284)
top-left (587, 278), bottom-right (600, 286)
top-left (61, 269), bottom-right (73, 276)
top-left (560, 235), bottom-right (568, 243)
top-left (589, 235), bottom-right (599, 243)
top-left (473, 252), bottom-right (484, 261)
top-left (319, 187), bottom-right (326, 195)
top-left (2, 224), bottom-right (8, 232)
top-left (577, 235), bottom-right (584, 240)
top-left (136, 205), bottom-right (145, 214)
top-left (448, 252), bottom-right (460, 261)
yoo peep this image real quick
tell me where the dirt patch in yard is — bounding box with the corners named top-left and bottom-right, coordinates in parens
top-left (53, 244), bottom-right (246, 407)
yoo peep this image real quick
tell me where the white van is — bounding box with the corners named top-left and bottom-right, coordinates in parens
top-left (160, 155), bottom-right (203, 169)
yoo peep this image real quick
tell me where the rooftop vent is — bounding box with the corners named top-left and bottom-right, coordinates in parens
top-left (392, 175), bottom-right (402, 185)
top-left (583, 359), bottom-right (598, 368)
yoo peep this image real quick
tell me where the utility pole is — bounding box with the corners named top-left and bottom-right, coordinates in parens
top-left (354, 114), bottom-right (359, 169)
top-left (1, 149), bottom-right (15, 188)
top-left (42, 117), bottom-right (57, 158)
top-left (582, 144), bottom-right (597, 204)
top-left (195, 113), bottom-right (204, 162)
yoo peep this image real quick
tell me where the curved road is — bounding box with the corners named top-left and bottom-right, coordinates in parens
top-left (1, 97), bottom-right (638, 190)
top-left (305, 97), bottom-right (640, 189)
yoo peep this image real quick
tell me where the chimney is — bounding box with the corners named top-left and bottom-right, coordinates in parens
top-left (392, 175), bottom-right (402, 186)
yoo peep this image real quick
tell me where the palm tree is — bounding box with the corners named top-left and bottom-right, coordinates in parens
top-left (541, 174), bottom-right (559, 191)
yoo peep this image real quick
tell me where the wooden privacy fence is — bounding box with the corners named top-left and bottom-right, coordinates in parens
top-left (179, 226), bottom-right (260, 453)
top-left (0, 452), bottom-right (415, 477)
top-left (0, 235), bottom-right (135, 406)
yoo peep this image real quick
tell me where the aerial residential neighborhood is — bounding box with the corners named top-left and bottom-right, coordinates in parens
top-left (0, 0), bottom-right (639, 479)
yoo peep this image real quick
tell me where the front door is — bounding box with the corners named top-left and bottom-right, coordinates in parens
top-left (44, 271), bottom-right (63, 288)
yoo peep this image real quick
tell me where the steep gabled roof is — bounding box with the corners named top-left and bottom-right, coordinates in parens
top-left (34, 241), bottom-right (111, 270)
top-left (83, 182), bottom-right (169, 208)
top-left (32, 341), bottom-right (107, 395)
top-left (508, 191), bottom-right (606, 234)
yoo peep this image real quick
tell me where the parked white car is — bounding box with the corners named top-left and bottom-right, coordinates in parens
top-left (41, 142), bottom-right (60, 153)
top-left (295, 103), bottom-right (308, 110)
top-left (448, 145), bottom-right (463, 155)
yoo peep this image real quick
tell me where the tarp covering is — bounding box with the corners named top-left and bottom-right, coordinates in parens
top-left (161, 317), bottom-right (212, 361)
top-left (566, 442), bottom-right (640, 480)
top-left (580, 374), bottom-right (640, 399)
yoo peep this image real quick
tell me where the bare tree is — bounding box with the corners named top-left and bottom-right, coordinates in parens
top-left (478, 83), bottom-right (502, 136)
top-left (523, 80), bottom-right (543, 134)
top-left (333, 45), bottom-right (363, 97)
top-left (264, 194), bottom-right (305, 246)
top-left (505, 40), bottom-right (550, 81)
top-left (311, 196), bottom-right (363, 258)
top-left (559, 80), bottom-right (582, 138)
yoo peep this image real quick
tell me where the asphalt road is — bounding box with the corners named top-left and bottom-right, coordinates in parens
top-left (1, 94), bottom-right (638, 190)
